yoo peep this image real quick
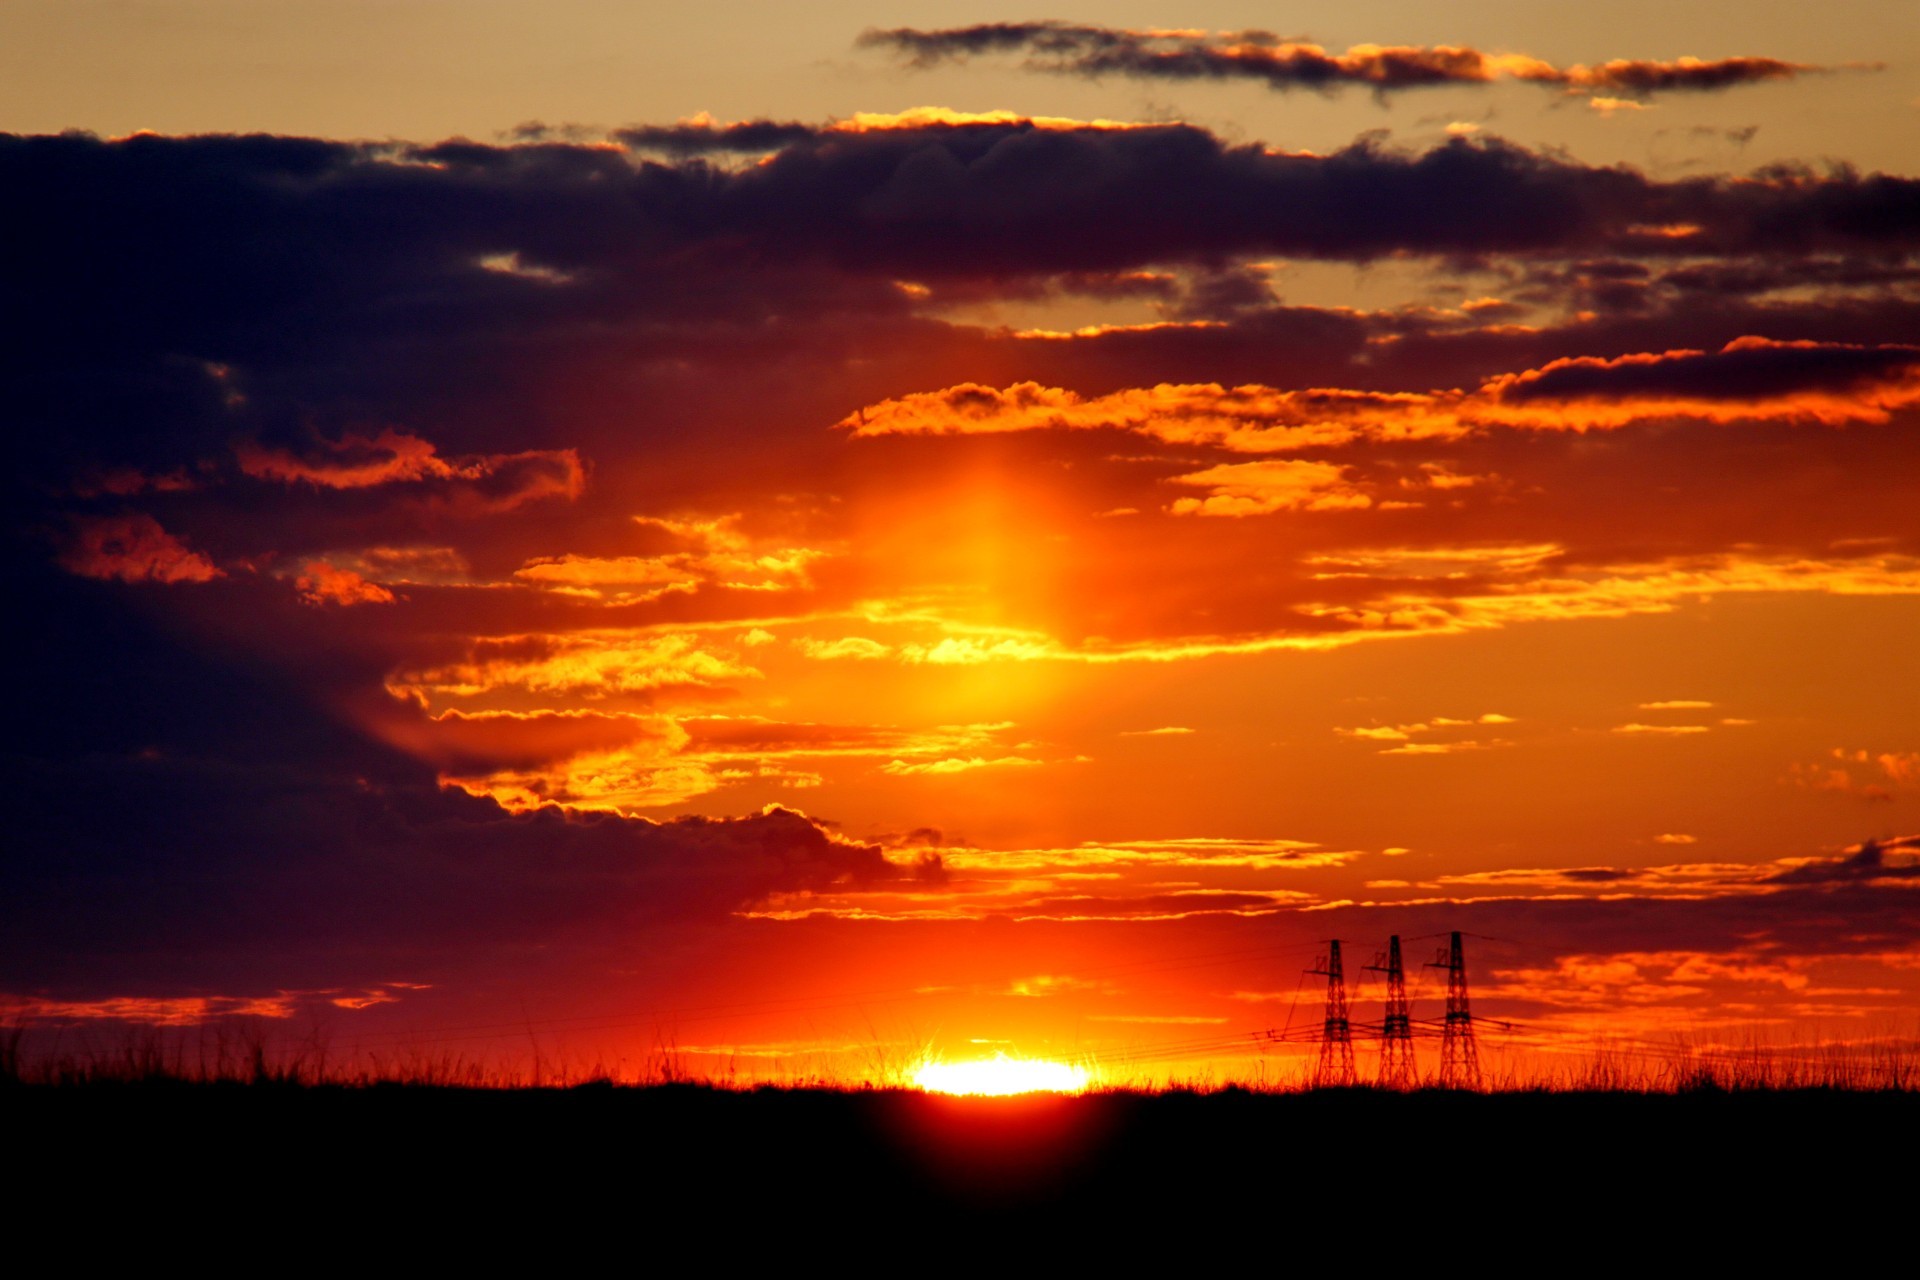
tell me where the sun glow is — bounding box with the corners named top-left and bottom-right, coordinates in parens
top-left (913, 1053), bottom-right (1092, 1096)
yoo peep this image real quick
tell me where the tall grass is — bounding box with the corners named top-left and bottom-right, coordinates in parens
top-left (6, 1018), bottom-right (1918, 1093)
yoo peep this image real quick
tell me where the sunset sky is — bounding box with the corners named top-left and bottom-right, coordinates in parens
top-left (6, 1), bottom-right (1919, 1082)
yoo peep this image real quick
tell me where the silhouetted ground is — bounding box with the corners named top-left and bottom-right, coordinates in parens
top-left (10, 1084), bottom-right (1911, 1259)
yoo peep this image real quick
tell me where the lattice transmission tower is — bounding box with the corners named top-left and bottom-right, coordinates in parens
top-left (1365, 934), bottom-right (1418, 1089)
top-left (1426, 930), bottom-right (1482, 1089)
top-left (1308, 939), bottom-right (1356, 1088)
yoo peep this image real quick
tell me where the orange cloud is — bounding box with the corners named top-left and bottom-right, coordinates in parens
top-left (513, 517), bottom-right (825, 599)
top-left (237, 429), bottom-right (456, 489)
top-left (1336, 713), bottom-right (1517, 754)
top-left (422, 713), bottom-right (1046, 813)
top-left (840, 339), bottom-right (1920, 450)
top-left (1168, 459), bottom-right (1372, 516)
top-left (59, 514), bottom-right (220, 584)
top-left (387, 633), bottom-right (761, 706)
top-left (831, 107), bottom-right (1145, 134)
top-left (1380, 740), bottom-right (1502, 756)
top-left (513, 555), bottom-right (700, 590)
top-left (443, 747), bottom-right (724, 812)
top-left (237, 430), bottom-right (585, 511)
top-left (1489, 951), bottom-right (1812, 1013)
top-left (939, 837), bottom-right (1357, 873)
top-left (0, 993), bottom-right (301, 1024)
top-left (880, 755), bottom-right (1047, 776)
top-left (1788, 749), bottom-right (1920, 800)
top-left (839, 379), bottom-right (1457, 450)
top-left (295, 562), bottom-right (395, 607)
top-left (0, 987), bottom-right (419, 1025)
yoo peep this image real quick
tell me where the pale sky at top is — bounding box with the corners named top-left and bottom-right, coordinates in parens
top-left (4, 1), bottom-right (1917, 175)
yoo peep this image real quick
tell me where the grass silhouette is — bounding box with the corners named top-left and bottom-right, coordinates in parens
top-left (7, 1017), bottom-right (1919, 1093)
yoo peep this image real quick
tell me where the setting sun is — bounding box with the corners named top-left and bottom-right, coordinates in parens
top-left (914, 1054), bottom-right (1093, 1097)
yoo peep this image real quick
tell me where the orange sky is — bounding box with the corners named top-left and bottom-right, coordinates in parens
top-left (5, 3), bottom-right (1919, 1084)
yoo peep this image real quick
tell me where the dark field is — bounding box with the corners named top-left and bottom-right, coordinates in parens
top-left (12, 1083), bottom-right (1914, 1257)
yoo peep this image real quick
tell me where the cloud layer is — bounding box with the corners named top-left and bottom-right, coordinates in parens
top-left (860, 24), bottom-right (1838, 99)
top-left (6, 57), bottom-right (1918, 1058)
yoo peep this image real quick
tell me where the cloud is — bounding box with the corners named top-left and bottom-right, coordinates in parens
top-left (386, 633), bottom-right (760, 706)
top-left (1379, 740), bottom-right (1499, 755)
top-left (941, 837), bottom-right (1355, 873)
top-left (1336, 714), bottom-right (1518, 754)
top-left (1788, 750), bottom-right (1920, 801)
top-left (1482, 337), bottom-right (1920, 425)
top-left (512, 529), bottom-right (823, 600)
top-left (8, 104), bottom-right (1920, 1044)
top-left (0, 565), bottom-right (953, 1006)
top-left (1768, 836), bottom-right (1920, 884)
top-left (295, 561), bottom-right (396, 607)
top-left (406, 714), bottom-right (1042, 811)
top-left (5, 746), bottom-right (939, 997)
top-left (1168, 459), bottom-right (1372, 516)
top-left (20, 128), bottom-right (1920, 409)
top-left (612, 114), bottom-right (821, 155)
top-left (1558, 56), bottom-right (1820, 96)
top-left (1008, 889), bottom-right (1302, 921)
top-left (2, 993), bottom-right (309, 1026)
top-left (58, 514), bottom-right (221, 584)
top-left (238, 430), bottom-right (466, 490)
top-left (842, 338), bottom-right (1920, 447)
top-left (795, 636), bottom-right (892, 660)
top-left (442, 747), bottom-right (727, 811)
top-left (860, 25), bottom-right (1839, 99)
top-left (364, 707), bottom-right (684, 774)
top-left (238, 432), bottom-right (585, 513)
top-left (1339, 725), bottom-right (1415, 741)
top-left (1485, 949), bottom-right (1813, 1012)
top-left (880, 755), bottom-right (1047, 776)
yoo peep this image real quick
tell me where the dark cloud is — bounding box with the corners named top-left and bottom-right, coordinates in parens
top-left (0, 564), bottom-right (934, 1004)
top-left (857, 22), bottom-right (1104, 66)
top-left (7, 753), bottom-right (919, 972)
top-left (15, 119), bottom-right (1920, 526)
top-left (1768, 836), bottom-right (1920, 884)
top-left (1318, 877), bottom-right (1920, 975)
top-left (12, 123), bottom-right (1920, 474)
top-left (1489, 336), bottom-right (1920, 405)
top-left (962, 289), bottom-right (1920, 400)
top-left (612, 118), bottom-right (820, 155)
top-left (859, 24), bottom-right (1835, 98)
top-left (1570, 56), bottom-right (1812, 96)
top-left (1656, 257), bottom-right (1920, 297)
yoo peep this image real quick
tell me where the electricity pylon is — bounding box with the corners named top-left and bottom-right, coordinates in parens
top-left (1426, 930), bottom-right (1482, 1089)
top-left (1308, 940), bottom-right (1356, 1088)
top-left (1365, 934), bottom-right (1417, 1089)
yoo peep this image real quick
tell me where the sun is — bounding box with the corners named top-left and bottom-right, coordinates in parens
top-left (913, 1053), bottom-right (1092, 1096)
